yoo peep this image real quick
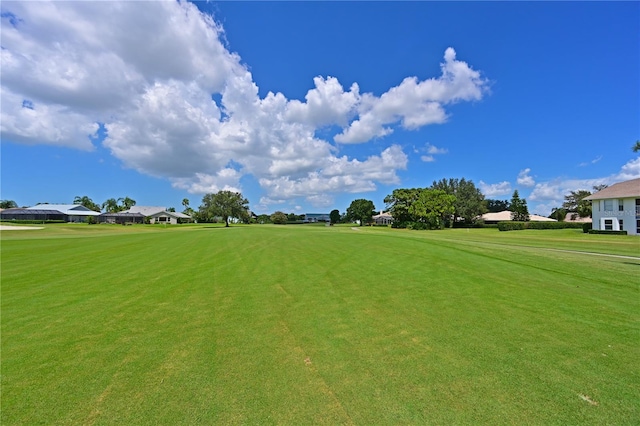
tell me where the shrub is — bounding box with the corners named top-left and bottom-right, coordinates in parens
top-left (526, 221), bottom-right (584, 230)
top-left (588, 230), bottom-right (627, 235)
top-left (497, 221), bottom-right (526, 231)
top-left (499, 221), bottom-right (588, 231)
top-left (583, 223), bottom-right (592, 233)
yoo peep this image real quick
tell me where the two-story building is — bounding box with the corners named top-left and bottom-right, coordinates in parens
top-left (584, 178), bottom-right (640, 235)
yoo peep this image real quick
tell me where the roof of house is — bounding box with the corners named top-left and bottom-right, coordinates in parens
top-left (1, 208), bottom-right (65, 215)
top-left (563, 213), bottom-right (592, 223)
top-left (25, 204), bottom-right (101, 216)
top-left (583, 178), bottom-right (640, 200)
top-left (123, 206), bottom-right (191, 218)
top-left (481, 210), bottom-right (556, 222)
top-left (126, 206), bottom-right (167, 216)
top-left (99, 212), bottom-right (145, 217)
top-left (373, 211), bottom-right (393, 219)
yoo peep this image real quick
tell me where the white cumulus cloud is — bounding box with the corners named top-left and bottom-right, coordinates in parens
top-left (479, 180), bottom-right (512, 197)
top-left (0, 1), bottom-right (486, 205)
top-left (517, 168), bottom-right (535, 187)
top-left (334, 47), bottom-right (487, 144)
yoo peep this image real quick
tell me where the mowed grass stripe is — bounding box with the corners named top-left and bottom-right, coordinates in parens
top-left (1, 225), bottom-right (638, 424)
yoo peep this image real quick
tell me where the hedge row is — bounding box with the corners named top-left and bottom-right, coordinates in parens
top-left (588, 230), bottom-right (628, 235)
top-left (498, 221), bottom-right (587, 232)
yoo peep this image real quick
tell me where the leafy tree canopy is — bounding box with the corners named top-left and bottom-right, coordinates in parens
top-left (384, 188), bottom-right (421, 223)
top-left (432, 178), bottom-right (486, 224)
top-left (270, 211), bottom-right (288, 224)
top-left (485, 199), bottom-right (510, 213)
top-left (329, 209), bottom-right (341, 224)
top-left (346, 199), bottom-right (375, 226)
top-left (0, 200), bottom-right (18, 209)
top-left (200, 190), bottom-right (250, 227)
top-left (562, 190), bottom-right (592, 218)
top-left (409, 189), bottom-right (455, 229)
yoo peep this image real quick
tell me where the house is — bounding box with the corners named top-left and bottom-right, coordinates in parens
top-left (562, 213), bottom-right (592, 224)
top-left (0, 208), bottom-right (67, 222)
top-left (584, 178), bottom-right (640, 235)
top-left (98, 211), bottom-right (145, 224)
top-left (372, 211), bottom-right (394, 225)
top-left (480, 210), bottom-right (557, 224)
top-left (25, 204), bottom-right (101, 222)
top-left (305, 213), bottom-right (330, 222)
top-left (122, 206), bottom-right (192, 225)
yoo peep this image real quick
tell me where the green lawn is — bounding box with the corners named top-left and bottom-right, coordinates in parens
top-left (2, 224), bottom-right (639, 424)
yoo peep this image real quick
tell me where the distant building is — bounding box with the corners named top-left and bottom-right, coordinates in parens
top-left (305, 213), bottom-right (330, 222)
top-left (584, 178), bottom-right (640, 235)
top-left (121, 206), bottom-right (192, 225)
top-left (480, 210), bottom-right (556, 224)
top-left (562, 213), bottom-right (592, 224)
top-left (372, 211), bottom-right (394, 225)
top-left (0, 208), bottom-right (66, 222)
top-left (25, 204), bottom-right (101, 222)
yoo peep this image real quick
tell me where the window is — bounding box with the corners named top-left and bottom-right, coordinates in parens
top-left (618, 200), bottom-right (624, 211)
top-left (603, 200), bottom-right (613, 211)
top-left (619, 220), bottom-right (623, 231)
top-left (604, 219), bottom-right (613, 230)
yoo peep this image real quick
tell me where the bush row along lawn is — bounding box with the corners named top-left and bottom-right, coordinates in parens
top-left (1, 224), bottom-right (639, 424)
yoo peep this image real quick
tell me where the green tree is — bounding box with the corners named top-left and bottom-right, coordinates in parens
top-left (121, 196), bottom-right (136, 210)
top-left (510, 190), bottom-right (529, 221)
top-left (102, 198), bottom-right (120, 213)
top-left (633, 140), bottom-right (640, 152)
top-left (182, 198), bottom-right (190, 210)
top-left (433, 178), bottom-right (486, 225)
top-left (551, 207), bottom-right (567, 221)
top-left (329, 209), bottom-right (341, 224)
top-left (73, 195), bottom-right (101, 212)
top-left (409, 189), bottom-right (455, 229)
top-left (562, 190), bottom-right (592, 218)
top-left (256, 214), bottom-right (271, 224)
top-left (346, 199), bottom-right (375, 226)
top-left (485, 199), bottom-right (510, 213)
top-left (384, 188), bottom-right (421, 223)
top-left (0, 200), bottom-right (18, 209)
top-left (200, 191), bottom-right (250, 227)
top-left (270, 211), bottom-right (288, 224)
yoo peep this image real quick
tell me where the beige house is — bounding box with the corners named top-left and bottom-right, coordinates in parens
top-left (123, 206), bottom-right (192, 225)
top-left (480, 210), bottom-right (556, 224)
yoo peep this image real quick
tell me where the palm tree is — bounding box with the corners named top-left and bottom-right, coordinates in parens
top-left (121, 197), bottom-right (136, 210)
top-left (633, 140), bottom-right (640, 153)
top-left (102, 198), bottom-right (120, 213)
top-left (73, 195), bottom-right (100, 212)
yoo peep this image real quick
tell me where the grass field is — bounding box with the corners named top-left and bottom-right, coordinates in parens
top-left (2, 224), bottom-right (639, 424)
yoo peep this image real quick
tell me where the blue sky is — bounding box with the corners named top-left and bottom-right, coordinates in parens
top-left (1, 1), bottom-right (638, 216)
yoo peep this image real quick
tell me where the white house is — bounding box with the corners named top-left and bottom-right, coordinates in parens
top-left (372, 211), bottom-right (394, 225)
top-left (26, 204), bottom-right (101, 222)
top-left (584, 178), bottom-right (640, 235)
top-left (123, 206), bottom-right (192, 225)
